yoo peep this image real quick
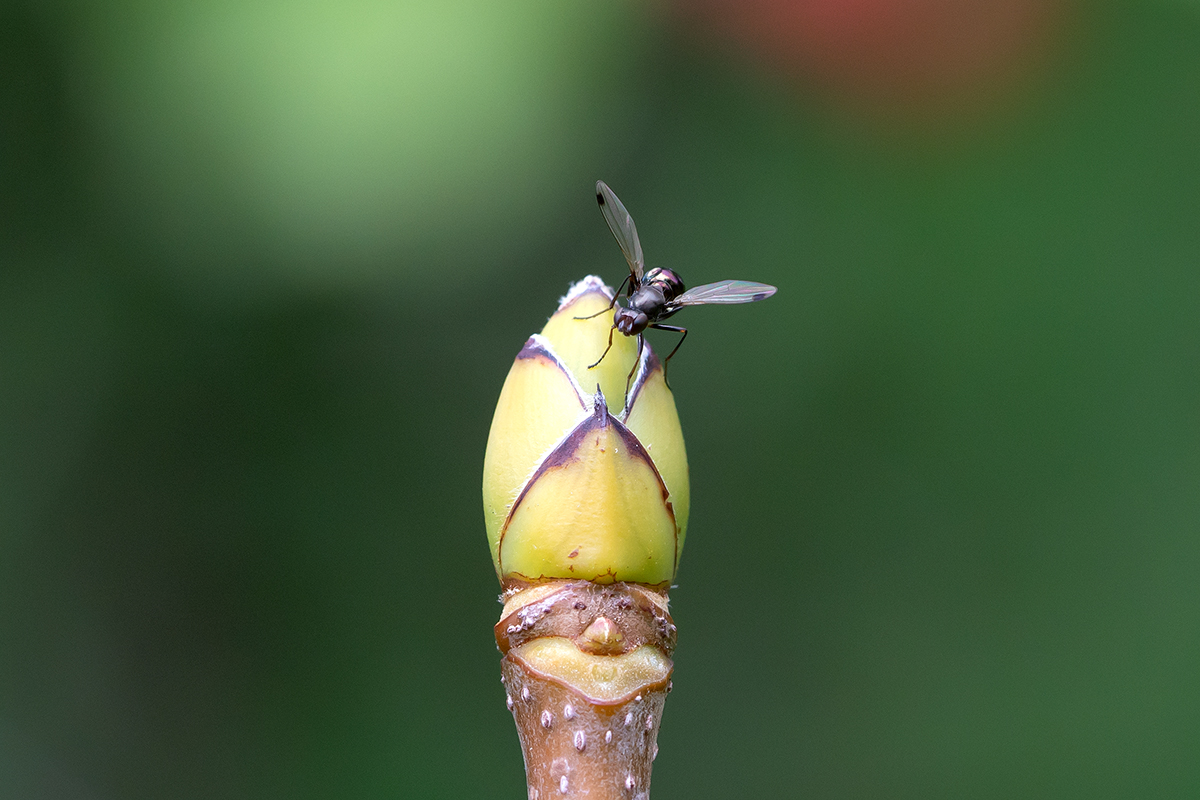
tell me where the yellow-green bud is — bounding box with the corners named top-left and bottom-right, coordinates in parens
top-left (482, 276), bottom-right (690, 587)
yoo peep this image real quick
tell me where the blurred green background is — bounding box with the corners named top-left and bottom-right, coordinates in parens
top-left (3, 0), bottom-right (1198, 797)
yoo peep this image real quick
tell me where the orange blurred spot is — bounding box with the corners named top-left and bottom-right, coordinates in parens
top-left (674, 0), bottom-right (1064, 115)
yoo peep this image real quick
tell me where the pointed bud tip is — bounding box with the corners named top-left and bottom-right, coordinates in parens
top-left (593, 386), bottom-right (609, 423)
top-left (558, 276), bottom-right (615, 312)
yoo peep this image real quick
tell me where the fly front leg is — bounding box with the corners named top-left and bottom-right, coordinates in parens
top-left (574, 275), bottom-right (630, 320)
top-left (587, 323), bottom-right (618, 369)
top-left (649, 324), bottom-right (687, 389)
top-left (623, 333), bottom-right (645, 410)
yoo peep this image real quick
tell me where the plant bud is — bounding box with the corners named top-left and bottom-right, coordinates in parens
top-left (482, 276), bottom-right (690, 589)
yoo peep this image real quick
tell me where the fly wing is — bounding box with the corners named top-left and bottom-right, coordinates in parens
top-left (669, 280), bottom-right (777, 307)
top-left (596, 180), bottom-right (644, 282)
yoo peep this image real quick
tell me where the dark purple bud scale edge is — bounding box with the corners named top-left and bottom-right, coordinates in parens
top-left (496, 390), bottom-right (678, 578)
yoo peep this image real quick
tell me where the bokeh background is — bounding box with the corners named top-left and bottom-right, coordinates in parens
top-left (3, 0), bottom-right (1199, 797)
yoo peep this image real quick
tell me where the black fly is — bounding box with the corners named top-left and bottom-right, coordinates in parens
top-left (580, 180), bottom-right (777, 398)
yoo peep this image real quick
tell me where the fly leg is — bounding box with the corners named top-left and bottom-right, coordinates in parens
top-left (649, 324), bottom-right (687, 390)
top-left (586, 323), bottom-right (618, 369)
top-left (623, 333), bottom-right (645, 409)
top-left (574, 275), bottom-right (630, 320)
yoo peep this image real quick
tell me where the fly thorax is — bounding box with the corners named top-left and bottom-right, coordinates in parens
top-left (630, 284), bottom-right (666, 315)
top-left (643, 268), bottom-right (685, 302)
